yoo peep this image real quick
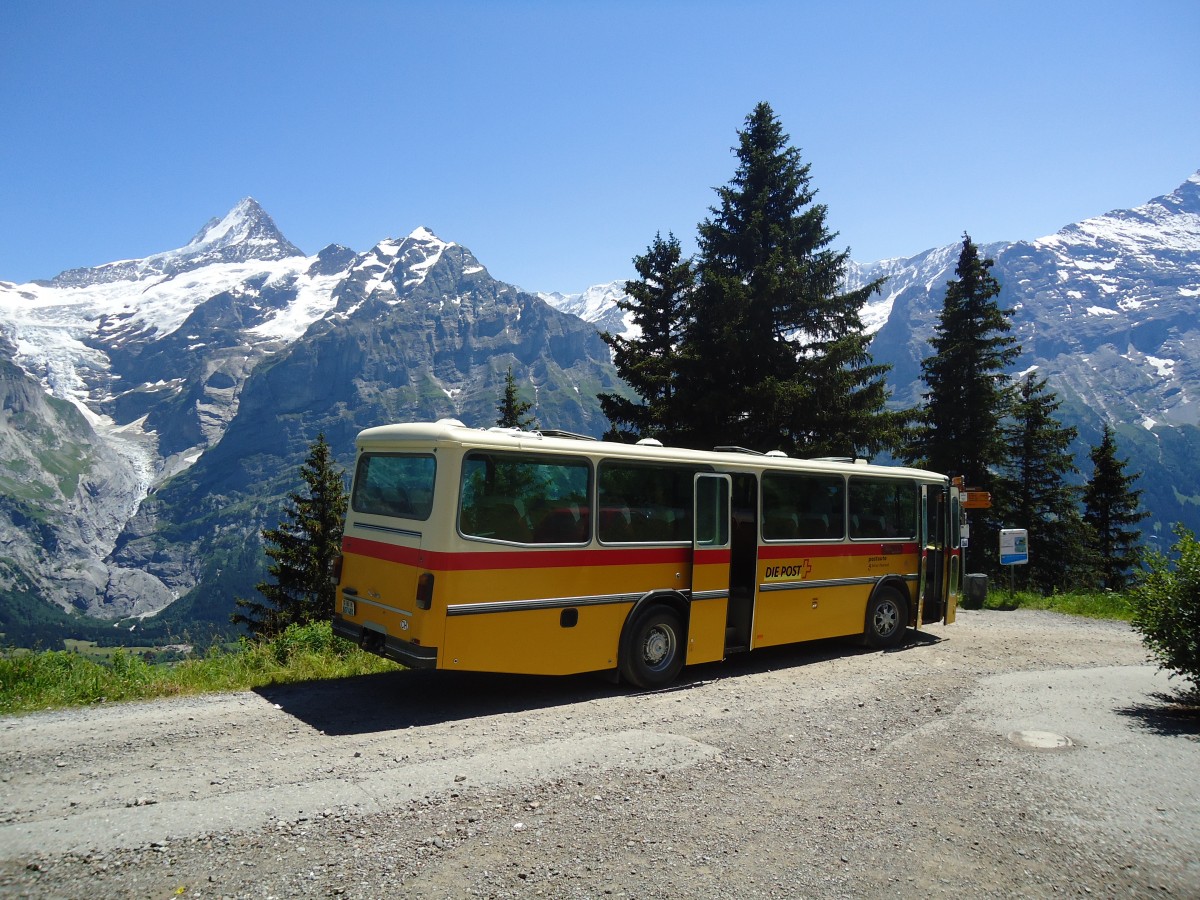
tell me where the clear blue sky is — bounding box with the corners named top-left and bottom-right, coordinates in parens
top-left (2, 0), bottom-right (1197, 293)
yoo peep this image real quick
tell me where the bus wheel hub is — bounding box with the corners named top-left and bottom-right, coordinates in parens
top-left (644, 628), bottom-right (670, 666)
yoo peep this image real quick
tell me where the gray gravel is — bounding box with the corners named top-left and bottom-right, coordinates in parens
top-left (1, 608), bottom-right (1197, 898)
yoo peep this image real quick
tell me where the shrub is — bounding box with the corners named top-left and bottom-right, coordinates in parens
top-left (269, 620), bottom-right (349, 664)
top-left (1129, 525), bottom-right (1200, 687)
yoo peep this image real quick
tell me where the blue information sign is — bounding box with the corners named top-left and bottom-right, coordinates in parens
top-left (1000, 528), bottom-right (1029, 566)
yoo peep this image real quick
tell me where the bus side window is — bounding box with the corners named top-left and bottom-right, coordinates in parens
top-left (459, 451), bottom-right (591, 544)
top-left (470, 497), bottom-right (532, 542)
top-left (597, 460), bottom-right (698, 544)
top-left (848, 477), bottom-right (918, 539)
top-left (762, 472), bottom-right (844, 541)
top-left (532, 506), bottom-right (588, 543)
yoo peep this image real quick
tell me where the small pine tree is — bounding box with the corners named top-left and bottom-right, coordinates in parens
top-left (599, 232), bottom-right (694, 441)
top-left (496, 366), bottom-right (536, 429)
top-left (1084, 425), bottom-right (1148, 590)
top-left (232, 434), bottom-right (348, 640)
top-left (995, 373), bottom-right (1093, 591)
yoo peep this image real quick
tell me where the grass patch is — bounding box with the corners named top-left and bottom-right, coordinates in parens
top-left (0, 621), bottom-right (397, 715)
top-left (978, 589), bottom-right (1133, 621)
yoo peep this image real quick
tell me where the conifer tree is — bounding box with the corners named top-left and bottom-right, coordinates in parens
top-left (912, 234), bottom-right (1020, 483)
top-left (672, 101), bottom-right (897, 456)
top-left (1084, 425), bottom-right (1147, 590)
top-left (232, 434), bottom-right (348, 639)
top-left (996, 374), bottom-right (1093, 591)
top-left (911, 235), bottom-right (1020, 574)
top-left (599, 232), bottom-right (694, 441)
top-left (496, 366), bottom-right (537, 429)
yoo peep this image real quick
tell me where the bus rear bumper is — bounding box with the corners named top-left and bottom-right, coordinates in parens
top-left (333, 615), bottom-right (438, 669)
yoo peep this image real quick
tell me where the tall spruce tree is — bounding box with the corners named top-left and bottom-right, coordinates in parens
top-left (1084, 425), bottom-right (1147, 590)
top-left (996, 374), bottom-right (1093, 591)
top-left (496, 366), bottom-right (537, 429)
top-left (911, 235), bottom-right (1019, 574)
top-left (912, 234), bottom-right (1019, 482)
top-left (599, 232), bottom-right (694, 441)
top-left (232, 433), bottom-right (348, 639)
top-left (672, 101), bottom-right (897, 456)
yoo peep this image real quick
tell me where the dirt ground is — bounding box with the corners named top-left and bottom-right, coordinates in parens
top-left (1, 608), bottom-right (1197, 899)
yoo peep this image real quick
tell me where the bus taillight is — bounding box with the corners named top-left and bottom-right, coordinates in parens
top-left (416, 572), bottom-right (434, 610)
top-left (329, 552), bottom-right (343, 586)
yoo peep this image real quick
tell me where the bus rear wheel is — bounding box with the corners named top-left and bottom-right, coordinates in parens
top-left (620, 605), bottom-right (685, 689)
top-left (864, 588), bottom-right (908, 650)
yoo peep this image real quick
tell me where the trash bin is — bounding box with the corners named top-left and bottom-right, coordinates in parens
top-left (962, 573), bottom-right (987, 609)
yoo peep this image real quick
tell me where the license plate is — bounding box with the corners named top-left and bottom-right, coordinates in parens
top-left (342, 596), bottom-right (356, 616)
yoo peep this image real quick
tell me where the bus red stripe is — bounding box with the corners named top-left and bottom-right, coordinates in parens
top-left (342, 536), bottom-right (691, 571)
top-left (757, 542), bottom-right (918, 561)
top-left (343, 536), bottom-right (914, 571)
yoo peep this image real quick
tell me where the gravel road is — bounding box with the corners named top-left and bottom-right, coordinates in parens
top-left (1, 608), bottom-right (1197, 899)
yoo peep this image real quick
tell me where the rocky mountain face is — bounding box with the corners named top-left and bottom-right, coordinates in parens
top-left (0, 207), bottom-right (621, 636)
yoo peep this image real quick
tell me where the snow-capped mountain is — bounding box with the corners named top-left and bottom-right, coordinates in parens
top-left (861, 172), bottom-right (1200, 427)
top-left (540, 282), bottom-right (634, 339)
top-left (50, 198), bottom-right (304, 288)
top-left (0, 205), bottom-right (619, 636)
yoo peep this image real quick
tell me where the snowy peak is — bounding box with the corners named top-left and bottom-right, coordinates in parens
top-left (1038, 170), bottom-right (1200, 256)
top-left (51, 198), bottom-right (303, 288)
top-left (541, 281), bottom-right (624, 322)
top-left (338, 226), bottom-right (480, 304)
top-left (540, 281), bottom-right (633, 338)
top-left (185, 197), bottom-right (300, 259)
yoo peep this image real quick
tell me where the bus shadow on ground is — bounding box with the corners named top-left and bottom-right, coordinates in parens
top-left (256, 632), bottom-right (938, 736)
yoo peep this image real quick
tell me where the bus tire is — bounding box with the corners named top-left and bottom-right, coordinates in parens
top-left (864, 588), bottom-right (908, 650)
top-left (620, 605), bottom-right (685, 689)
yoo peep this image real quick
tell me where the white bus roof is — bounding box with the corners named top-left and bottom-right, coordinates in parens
top-left (354, 419), bottom-right (944, 481)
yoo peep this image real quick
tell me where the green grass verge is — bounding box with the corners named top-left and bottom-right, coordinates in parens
top-left (969, 589), bottom-right (1133, 621)
top-left (0, 621), bottom-right (397, 715)
top-left (4, 591), bottom-right (1137, 715)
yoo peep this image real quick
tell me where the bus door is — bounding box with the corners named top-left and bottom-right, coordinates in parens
top-left (919, 483), bottom-right (955, 625)
top-left (689, 474), bottom-right (732, 665)
top-left (945, 482), bottom-right (961, 624)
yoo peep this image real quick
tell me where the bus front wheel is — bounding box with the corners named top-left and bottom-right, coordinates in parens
top-left (620, 605), bottom-right (685, 689)
top-left (864, 589), bottom-right (908, 650)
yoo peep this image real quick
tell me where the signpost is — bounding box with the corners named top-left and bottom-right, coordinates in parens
top-left (999, 528), bottom-right (1029, 592)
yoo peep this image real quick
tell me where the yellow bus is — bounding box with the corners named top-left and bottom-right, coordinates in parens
top-left (332, 419), bottom-right (961, 688)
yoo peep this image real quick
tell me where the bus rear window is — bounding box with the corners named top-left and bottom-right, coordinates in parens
top-left (352, 453), bottom-right (436, 520)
